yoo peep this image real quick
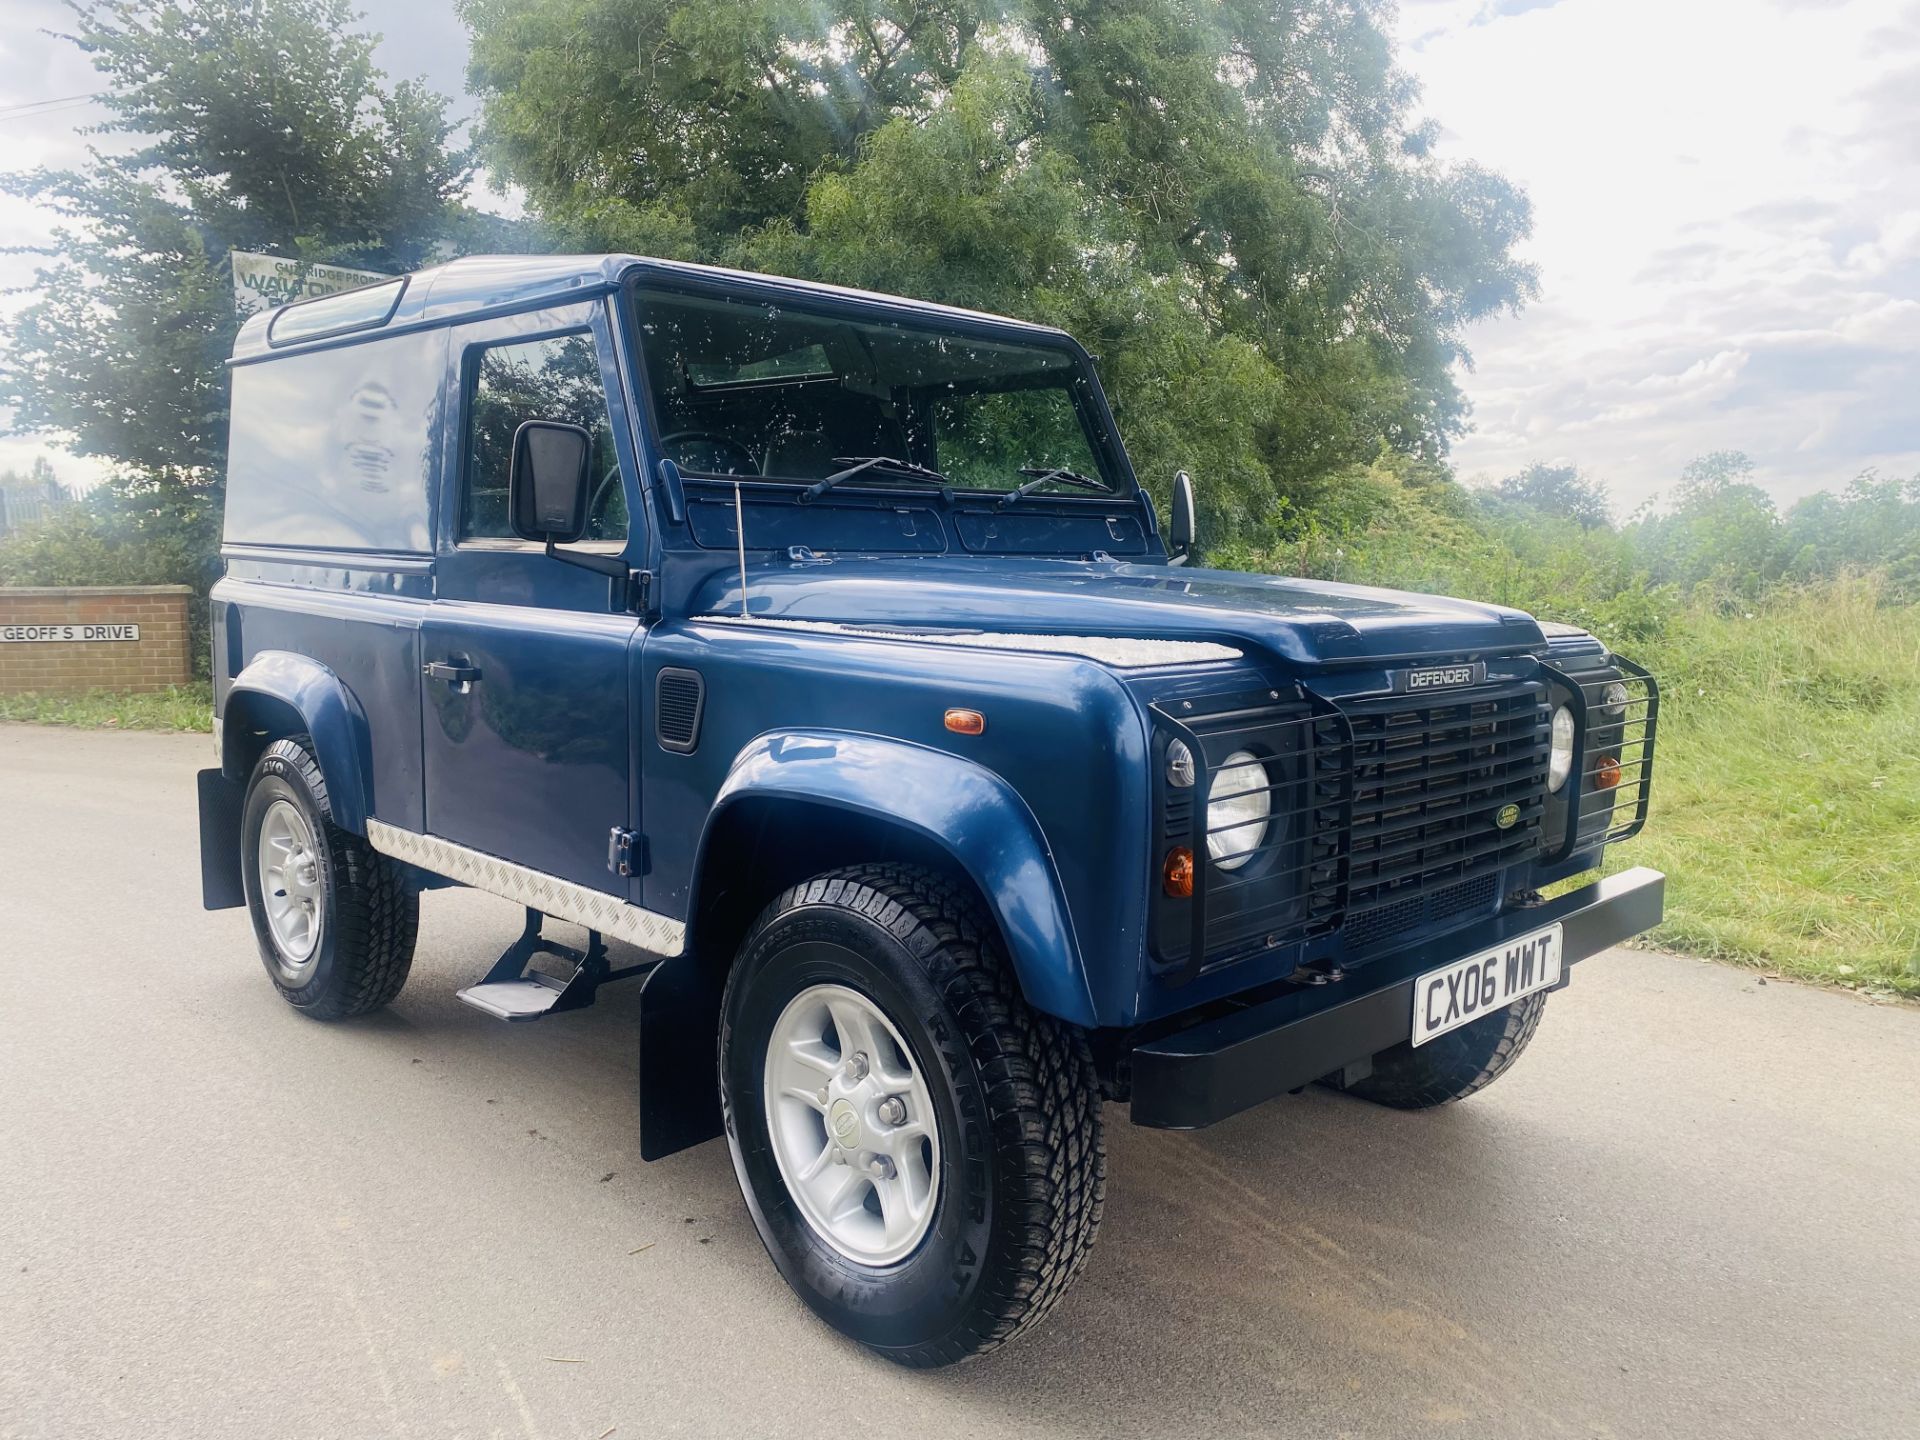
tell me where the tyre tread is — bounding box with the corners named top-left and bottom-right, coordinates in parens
top-left (739, 863), bottom-right (1105, 1366)
top-left (256, 736), bottom-right (416, 1020)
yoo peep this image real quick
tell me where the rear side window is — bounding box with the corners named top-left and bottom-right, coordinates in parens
top-left (462, 332), bottom-right (626, 542)
top-left (267, 278), bottom-right (406, 347)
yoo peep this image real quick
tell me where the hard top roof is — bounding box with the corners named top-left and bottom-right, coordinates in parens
top-left (229, 253), bottom-right (1070, 363)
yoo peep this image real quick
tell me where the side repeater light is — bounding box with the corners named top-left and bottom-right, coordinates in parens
top-left (1163, 846), bottom-right (1195, 898)
top-left (944, 708), bottom-right (986, 736)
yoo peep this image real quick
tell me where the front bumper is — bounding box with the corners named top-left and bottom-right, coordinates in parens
top-left (1129, 866), bottom-right (1665, 1129)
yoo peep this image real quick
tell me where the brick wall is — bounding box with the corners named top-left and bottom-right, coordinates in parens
top-left (0, 586), bottom-right (194, 696)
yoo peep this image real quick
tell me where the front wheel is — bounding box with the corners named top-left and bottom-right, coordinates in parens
top-left (719, 865), bottom-right (1105, 1367)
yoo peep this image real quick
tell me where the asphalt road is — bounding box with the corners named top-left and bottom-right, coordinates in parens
top-left (2, 724), bottom-right (1916, 1440)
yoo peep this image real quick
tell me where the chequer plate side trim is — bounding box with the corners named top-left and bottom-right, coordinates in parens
top-left (366, 819), bottom-right (686, 958)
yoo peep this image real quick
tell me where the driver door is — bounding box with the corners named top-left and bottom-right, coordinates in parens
top-left (422, 301), bottom-right (641, 892)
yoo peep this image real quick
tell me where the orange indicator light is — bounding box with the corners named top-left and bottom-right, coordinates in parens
top-left (1163, 846), bottom-right (1195, 898)
top-left (1594, 754), bottom-right (1623, 790)
top-left (944, 708), bottom-right (986, 736)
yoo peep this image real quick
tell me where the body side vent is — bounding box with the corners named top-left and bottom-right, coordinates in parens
top-left (656, 668), bottom-right (705, 753)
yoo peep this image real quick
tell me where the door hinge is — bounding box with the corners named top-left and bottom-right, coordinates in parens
top-left (608, 827), bottom-right (647, 878)
top-left (628, 568), bottom-right (654, 617)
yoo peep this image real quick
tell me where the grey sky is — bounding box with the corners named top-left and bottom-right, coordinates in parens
top-left (3, 0), bottom-right (1916, 515)
top-left (1399, 0), bottom-right (1920, 512)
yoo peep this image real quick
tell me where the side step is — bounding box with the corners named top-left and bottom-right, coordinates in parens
top-left (457, 908), bottom-right (653, 1022)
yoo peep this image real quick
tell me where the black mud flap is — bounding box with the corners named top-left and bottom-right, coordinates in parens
top-left (637, 951), bottom-right (725, 1160)
top-left (197, 768), bottom-right (246, 910)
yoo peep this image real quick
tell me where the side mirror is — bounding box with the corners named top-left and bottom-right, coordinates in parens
top-left (1168, 469), bottom-right (1197, 566)
top-left (509, 420), bottom-right (593, 545)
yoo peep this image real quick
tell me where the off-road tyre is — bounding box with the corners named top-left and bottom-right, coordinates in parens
top-left (240, 735), bottom-right (417, 1020)
top-left (1342, 991), bottom-right (1548, 1109)
top-left (718, 864), bottom-right (1105, 1367)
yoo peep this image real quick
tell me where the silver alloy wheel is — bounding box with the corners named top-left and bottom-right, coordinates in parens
top-left (258, 798), bottom-right (323, 974)
top-left (763, 983), bottom-right (941, 1266)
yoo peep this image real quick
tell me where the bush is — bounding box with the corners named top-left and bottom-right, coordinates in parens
top-left (0, 479), bottom-right (220, 676)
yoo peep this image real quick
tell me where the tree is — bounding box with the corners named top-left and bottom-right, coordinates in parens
top-left (0, 1), bottom-right (502, 674)
top-left (1779, 470), bottom-right (1920, 599)
top-left (459, 0), bottom-right (1538, 539)
top-left (0, 0), bottom-right (480, 485)
top-left (1489, 461), bottom-right (1613, 529)
top-left (1632, 452), bottom-right (1783, 599)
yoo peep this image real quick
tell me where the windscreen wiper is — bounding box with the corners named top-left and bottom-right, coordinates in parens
top-left (998, 466), bottom-right (1111, 507)
top-left (800, 455), bottom-right (950, 503)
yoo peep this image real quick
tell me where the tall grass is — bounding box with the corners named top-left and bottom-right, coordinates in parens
top-left (1228, 472), bottom-right (1920, 997)
top-left (1623, 580), bottom-right (1920, 995)
top-left (0, 682), bottom-right (213, 733)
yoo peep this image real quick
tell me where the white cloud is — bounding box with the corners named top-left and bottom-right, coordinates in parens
top-left (1401, 0), bottom-right (1920, 511)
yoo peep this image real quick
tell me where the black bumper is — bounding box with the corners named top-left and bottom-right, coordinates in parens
top-left (1129, 866), bottom-right (1665, 1129)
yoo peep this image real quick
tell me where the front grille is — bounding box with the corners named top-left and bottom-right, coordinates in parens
top-left (1153, 677), bottom-right (1550, 981)
top-left (1340, 682), bottom-right (1550, 913)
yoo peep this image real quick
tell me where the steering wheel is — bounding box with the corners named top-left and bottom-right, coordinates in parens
top-left (661, 429), bottom-right (757, 476)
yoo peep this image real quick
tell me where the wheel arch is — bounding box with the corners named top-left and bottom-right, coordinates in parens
top-left (638, 731), bottom-right (1093, 1162)
top-left (684, 731), bottom-right (1095, 1027)
top-left (220, 650), bottom-right (375, 834)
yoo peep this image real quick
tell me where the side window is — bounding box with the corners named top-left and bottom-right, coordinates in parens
top-left (463, 332), bottom-right (627, 542)
top-left (929, 386), bottom-right (1101, 491)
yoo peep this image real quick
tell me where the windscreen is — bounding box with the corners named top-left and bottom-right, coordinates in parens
top-left (629, 285), bottom-right (1122, 498)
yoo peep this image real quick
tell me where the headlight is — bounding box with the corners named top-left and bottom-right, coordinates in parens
top-left (1548, 705), bottom-right (1576, 792)
top-left (1207, 749), bottom-right (1271, 869)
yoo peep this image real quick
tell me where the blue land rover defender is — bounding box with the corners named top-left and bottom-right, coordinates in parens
top-left (197, 254), bottom-right (1663, 1366)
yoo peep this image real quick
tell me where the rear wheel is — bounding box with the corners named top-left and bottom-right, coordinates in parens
top-left (1342, 992), bottom-right (1547, 1109)
top-left (240, 736), bottom-right (417, 1020)
top-left (719, 865), bottom-right (1105, 1367)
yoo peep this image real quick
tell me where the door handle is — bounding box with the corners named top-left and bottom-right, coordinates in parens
top-left (424, 661), bottom-right (481, 686)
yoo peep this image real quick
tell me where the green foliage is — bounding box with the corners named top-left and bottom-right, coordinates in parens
top-left (1489, 461), bottom-right (1613, 529)
top-left (1217, 452), bottom-right (1920, 995)
top-left (0, 682), bottom-right (213, 733)
top-left (0, 479), bottom-right (216, 592)
top-left (0, 477), bottom-right (222, 673)
top-left (1212, 445), bottom-right (1920, 652)
top-left (1630, 452), bottom-right (1783, 604)
top-left (1777, 471), bottom-right (1920, 598)
top-left (460, 0), bottom-right (1539, 538)
top-left (4, 162), bottom-right (236, 480)
top-left (1604, 581), bottom-right (1920, 997)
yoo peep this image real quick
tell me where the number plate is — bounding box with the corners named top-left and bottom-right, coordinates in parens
top-left (1411, 923), bottom-right (1563, 1047)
